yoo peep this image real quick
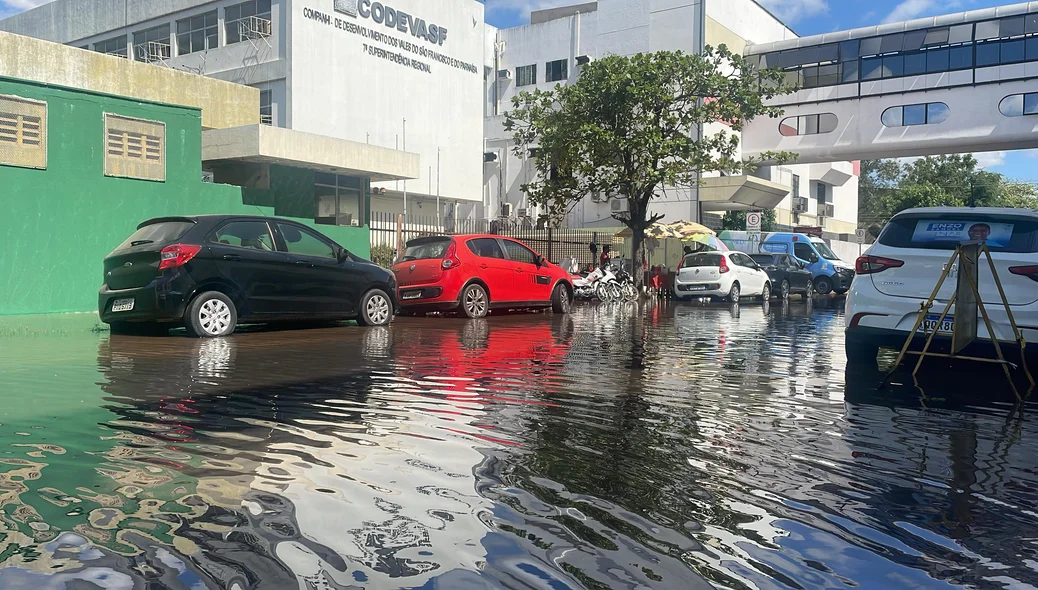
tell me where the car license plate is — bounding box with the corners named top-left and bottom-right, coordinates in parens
top-left (401, 291), bottom-right (422, 300)
top-left (111, 299), bottom-right (134, 313)
top-left (687, 285), bottom-right (707, 291)
top-left (921, 314), bottom-right (953, 333)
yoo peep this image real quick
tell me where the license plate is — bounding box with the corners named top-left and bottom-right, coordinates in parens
top-left (111, 299), bottom-right (134, 313)
top-left (401, 291), bottom-right (422, 300)
top-left (686, 285), bottom-right (707, 291)
top-left (921, 314), bottom-right (953, 333)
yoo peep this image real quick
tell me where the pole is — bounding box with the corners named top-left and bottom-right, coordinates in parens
top-left (402, 119), bottom-right (407, 224)
top-left (436, 148), bottom-right (441, 231)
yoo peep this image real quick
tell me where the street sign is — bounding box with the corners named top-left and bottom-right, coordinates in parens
top-left (855, 228), bottom-right (867, 244)
top-left (746, 212), bottom-right (762, 232)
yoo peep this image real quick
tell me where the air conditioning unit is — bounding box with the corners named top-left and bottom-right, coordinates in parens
top-left (610, 198), bottom-right (630, 214)
top-left (517, 207), bottom-right (530, 218)
top-left (822, 203), bottom-right (835, 217)
top-left (483, 151), bottom-right (498, 163)
top-left (792, 197), bottom-right (809, 213)
top-left (501, 202), bottom-right (514, 217)
top-left (201, 171), bottom-right (214, 183)
top-left (576, 55), bottom-right (593, 66)
top-left (497, 69), bottom-right (512, 80)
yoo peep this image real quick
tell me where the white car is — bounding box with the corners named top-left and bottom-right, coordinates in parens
top-left (845, 207), bottom-right (1038, 363)
top-left (674, 251), bottom-right (772, 303)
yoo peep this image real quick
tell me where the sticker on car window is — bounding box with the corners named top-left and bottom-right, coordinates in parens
top-left (912, 220), bottom-right (1014, 247)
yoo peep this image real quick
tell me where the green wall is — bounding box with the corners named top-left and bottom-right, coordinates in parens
top-left (0, 77), bottom-right (369, 316)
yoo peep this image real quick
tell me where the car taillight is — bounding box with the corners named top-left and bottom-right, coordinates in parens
top-left (1009, 265), bottom-right (1038, 282)
top-left (718, 257), bottom-right (730, 274)
top-left (159, 244), bottom-right (202, 270)
top-left (855, 255), bottom-right (904, 275)
top-left (441, 241), bottom-right (461, 270)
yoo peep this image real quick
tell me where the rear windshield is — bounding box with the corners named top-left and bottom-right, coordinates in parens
top-left (878, 215), bottom-right (1038, 253)
top-left (750, 254), bottom-right (778, 265)
top-left (401, 238), bottom-right (451, 262)
top-left (681, 253), bottom-right (722, 268)
top-left (115, 221), bottom-right (194, 250)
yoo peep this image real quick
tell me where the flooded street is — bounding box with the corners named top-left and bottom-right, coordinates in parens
top-left (0, 302), bottom-right (1035, 589)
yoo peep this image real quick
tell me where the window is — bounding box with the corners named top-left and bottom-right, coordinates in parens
top-left (104, 114), bottom-right (165, 181)
top-left (177, 11), bottom-right (218, 55)
top-left (401, 238), bottom-right (450, 261)
top-left (315, 173), bottom-right (364, 227)
top-left (861, 57), bottom-right (883, 80)
top-left (778, 113), bottom-right (838, 136)
top-left (950, 45), bottom-right (973, 69)
top-left (976, 41), bottom-right (1000, 67)
top-left (816, 182), bottom-right (829, 204)
top-left (466, 238), bottom-right (506, 259)
top-left (278, 223), bottom-right (336, 259)
top-left (1001, 39), bottom-right (1025, 64)
top-left (260, 89), bottom-right (273, 125)
top-left (881, 103), bottom-right (949, 127)
top-left (503, 240), bottom-right (537, 265)
top-left (839, 39), bottom-right (859, 61)
top-left (516, 64), bottom-right (537, 86)
top-left (976, 20), bottom-right (1001, 41)
top-left (0, 95), bottom-right (46, 170)
top-left (545, 59), bottom-right (568, 83)
top-left (793, 243), bottom-right (816, 261)
top-left (792, 174), bottom-right (800, 198)
top-left (883, 55), bottom-right (904, 78)
top-left (841, 60), bottom-right (859, 82)
top-left (210, 221), bottom-right (275, 251)
top-left (1028, 37), bottom-right (1038, 60)
top-left (878, 214), bottom-right (1038, 253)
top-left (681, 253), bottom-right (722, 268)
top-left (1001, 16), bottom-right (1026, 38)
top-left (949, 24), bottom-right (974, 44)
top-left (926, 48), bottom-right (949, 73)
top-left (904, 53), bottom-right (926, 76)
top-left (133, 24), bottom-right (171, 63)
top-left (94, 35), bottom-right (128, 58)
top-left (227, 0), bottom-right (272, 45)
top-left (999, 92), bottom-right (1038, 117)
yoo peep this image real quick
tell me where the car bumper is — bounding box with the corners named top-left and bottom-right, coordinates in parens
top-left (673, 276), bottom-right (731, 298)
top-left (397, 284), bottom-right (460, 311)
top-left (98, 273), bottom-right (195, 324)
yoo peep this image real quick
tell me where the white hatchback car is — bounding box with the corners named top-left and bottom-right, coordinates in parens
top-left (674, 251), bottom-right (773, 303)
top-left (845, 207), bottom-right (1038, 363)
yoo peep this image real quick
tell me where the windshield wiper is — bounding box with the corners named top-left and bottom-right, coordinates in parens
top-left (131, 240), bottom-right (155, 247)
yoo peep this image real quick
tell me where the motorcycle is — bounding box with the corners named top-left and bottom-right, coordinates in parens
top-left (613, 267), bottom-right (638, 301)
top-left (571, 265), bottom-right (621, 302)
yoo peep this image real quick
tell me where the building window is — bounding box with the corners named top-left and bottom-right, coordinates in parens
top-left (0, 95), bottom-right (47, 170)
top-left (315, 173), bottom-right (364, 227)
top-left (226, 0), bottom-right (272, 45)
top-left (881, 102), bottom-right (950, 127)
top-left (177, 11), bottom-right (218, 55)
top-left (260, 90), bottom-right (273, 125)
top-left (545, 59), bottom-right (568, 83)
top-left (104, 113), bottom-right (165, 182)
top-left (792, 174), bottom-right (800, 198)
top-left (516, 64), bottom-right (537, 87)
top-left (779, 113), bottom-right (838, 136)
top-left (816, 182), bottom-right (832, 204)
top-left (133, 24), bottom-right (171, 63)
top-left (94, 35), bottom-right (128, 58)
top-left (999, 92), bottom-right (1038, 117)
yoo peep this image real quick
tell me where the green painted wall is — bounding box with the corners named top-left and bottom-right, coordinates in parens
top-left (0, 77), bottom-right (369, 316)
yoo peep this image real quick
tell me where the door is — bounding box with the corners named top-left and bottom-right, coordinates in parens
top-left (783, 255), bottom-right (812, 290)
top-left (734, 253), bottom-right (765, 295)
top-left (793, 242), bottom-right (821, 274)
top-left (502, 239), bottom-right (552, 302)
top-left (207, 220), bottom-right (293, 315)
top-left (465, 238), bottom-right (515, 301)
top-left (276, 222), bottom-right (355, 315)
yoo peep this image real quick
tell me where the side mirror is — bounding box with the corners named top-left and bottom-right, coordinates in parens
top-left (337, 248), bottom-right (350, 263)
top-left (810, 254), bottom-right (819, 263)
top-left (536, 255), bottom-right (546, 267)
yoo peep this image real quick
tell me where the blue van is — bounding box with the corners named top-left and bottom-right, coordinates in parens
top-left (760, 233), bottom-right (855, 294)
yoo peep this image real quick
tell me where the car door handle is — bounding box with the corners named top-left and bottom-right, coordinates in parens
top-left (295, 261), bottom-right (312, 266)
top-left (480, 264), bottom-right (489, 270)
top-left (223, 255), bottom-right (242, 261)
top-left (515, 268), bottom-right (524, 273)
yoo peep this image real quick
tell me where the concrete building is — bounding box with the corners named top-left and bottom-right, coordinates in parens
top-left (481, 0), bottom-right (860, 237)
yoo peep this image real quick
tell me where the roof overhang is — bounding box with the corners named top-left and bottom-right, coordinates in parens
top-left (699, 175), bottom-right (790, 212)
top-left (202, 125), bottom-right (420, 182)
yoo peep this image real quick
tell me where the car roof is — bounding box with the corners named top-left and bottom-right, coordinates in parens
top-left (894, 207), bottom-right (1038, 219)
top-left (137, 214), bottom-right (300, 229)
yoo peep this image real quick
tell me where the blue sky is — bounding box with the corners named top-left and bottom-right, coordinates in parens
top-left (2, 0), bottom-right (1035, 178)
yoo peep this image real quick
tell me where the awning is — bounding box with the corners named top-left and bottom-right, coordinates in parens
top-left (202, 125), bottom-right (420, 182)
top-left (698, 175), bottom-right (790, 212)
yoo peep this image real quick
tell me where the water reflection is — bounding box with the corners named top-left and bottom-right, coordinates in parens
top-left (0, 304), bottom-right (1034, 588)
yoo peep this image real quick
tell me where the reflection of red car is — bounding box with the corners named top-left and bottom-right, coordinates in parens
top-left (392, 235), bottom-right (573, 318)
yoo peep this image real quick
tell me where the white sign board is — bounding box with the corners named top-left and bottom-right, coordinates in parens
top-left (855, 228), bottom-right (867, 244)
top-left (746, 212), bottom-right (762, 232)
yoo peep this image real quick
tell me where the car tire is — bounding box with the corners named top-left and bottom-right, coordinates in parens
top-left (760, 282), bottom-right (771, 302)
top-left (803, 280), bottom-right (814, 301)
top-left (185, 291), bottom-right (237, 338)
top-left (815, 276), bottom-right (833, 295)
top-left (358, 289), bottom-right (394, 326)
top-left (779, 280), bottom-right (790, 300)
top-left (460, 284), bottom-right (489, 319)
top-left (551, 283), bottom-right (572, 314)
top-left (727, 282), bottom-right (741, 304)
top-left (835, 288), bottom-right (849, 296)
top-left (845, 334), bottom-right (880, 367)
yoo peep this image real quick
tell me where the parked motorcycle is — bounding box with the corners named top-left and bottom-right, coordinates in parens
top-left (613, 267), bottom-right (638, 301)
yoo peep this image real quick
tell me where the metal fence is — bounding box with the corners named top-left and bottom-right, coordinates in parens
top-left (370, 212), bottom-right (627, 270)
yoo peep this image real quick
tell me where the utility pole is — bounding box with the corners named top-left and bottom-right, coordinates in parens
top-left (402, 119), bottom-right (407, 223)
top-left (436, 147), bottom-right (441, 230)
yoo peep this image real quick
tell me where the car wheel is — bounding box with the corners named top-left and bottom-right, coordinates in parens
top-left (815, 276), bottom-right (833, 295)
top-left (845, 335), bottom-right (880, 367)
top-left (727, 282), bottom-right (740, 304)
top-left (185, 291), bottom-right (237, 338)
top-left (760, 282), bottom-right (771, 302)
top-left (779, 280), bottom-right (790, 300)
top-left (358, 289), bottom-right (394, 326)
top-left (835, 288), bottom-right (849, 296)
top-left (803, 280), bottom-right (814, 301)
top-left (461, 284), bottom-right (489, 319)
top-left (551, 283), bottom-right (572, 314)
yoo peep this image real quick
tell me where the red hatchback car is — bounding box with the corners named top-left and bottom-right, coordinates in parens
top-left (392, 235), bottom-right (573, 318)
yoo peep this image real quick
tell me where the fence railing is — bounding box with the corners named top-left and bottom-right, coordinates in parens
top-left (370, 212), bottom-right (628, 271)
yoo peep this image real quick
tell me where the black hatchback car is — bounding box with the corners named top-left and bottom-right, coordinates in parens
top-left (99, 215), bottom-right (397, 337)
top-left (749, 253), bottom-right (814, 300)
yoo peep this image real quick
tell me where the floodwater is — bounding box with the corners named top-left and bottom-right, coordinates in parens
top-left (0, 301), bottom-right (1035, 589)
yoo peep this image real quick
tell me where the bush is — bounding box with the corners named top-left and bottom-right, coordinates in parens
top-left (370, 244), bottom-right (396, 269)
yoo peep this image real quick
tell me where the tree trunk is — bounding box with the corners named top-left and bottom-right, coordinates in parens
top-left (630, 225), bottom-right (645, 290)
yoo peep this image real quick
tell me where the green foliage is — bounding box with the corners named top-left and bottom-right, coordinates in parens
top-left (370, 244), bottom-right (396, 269)
top-left (859, 154), bottom-right (1038, 227)
top-left (721, 209), bottom-right (776, 232)
top-left (504, 46), bottom-right (798, 282)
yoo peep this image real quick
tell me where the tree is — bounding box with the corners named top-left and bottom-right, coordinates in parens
top-left (504, 46), bottom-right (797, 286)
top-left (721, 209), bottom-right (776, 232)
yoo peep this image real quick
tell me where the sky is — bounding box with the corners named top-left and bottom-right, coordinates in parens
top-left (1, 0), bottom-right (1035, 178)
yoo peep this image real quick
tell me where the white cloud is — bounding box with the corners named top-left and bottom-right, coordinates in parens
top-left (882, 0), bottom-right (962, 24)
top-left (483, 0), bottom-right (582, 23)
top-left (756, 0), bottom-right (829, 24)
top-left (972, 151), bottom-right (1007, 169)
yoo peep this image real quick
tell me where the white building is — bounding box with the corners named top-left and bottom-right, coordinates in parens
top-left (482, 0), bottom-right (860, 237)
